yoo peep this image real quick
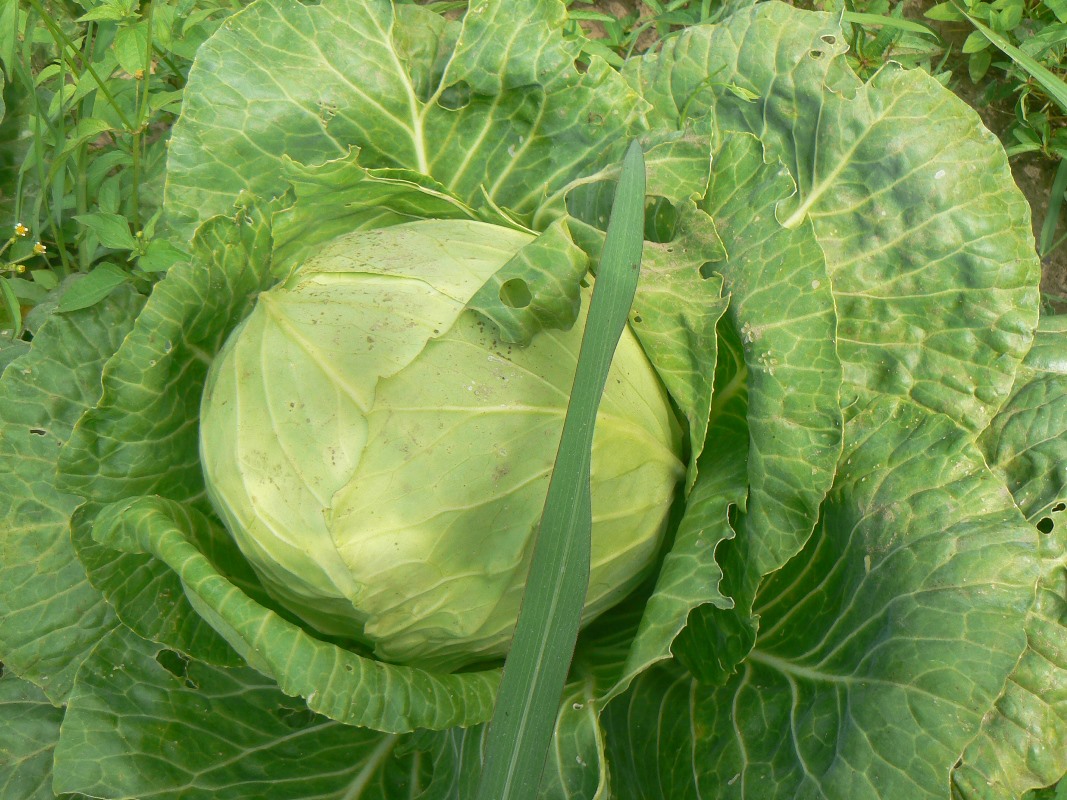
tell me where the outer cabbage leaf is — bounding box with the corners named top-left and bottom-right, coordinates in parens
top-left (674, 131), bottom-right (842, 684)
top-left (627, 1), bottom-right (1040, 433)
top-left (0, 290), bottom-right (142, 701)
top-left (56, 199), bottom-right (282, 671)
top-left (165, 0), bottom-right (643, 237)
top-left (52, 626), bottom-right (424, 799)
top-left (54, 199), bottom-right (502, 733)
top-left (953, 316), bottom-right (1067, 799)
top-left (0, 671), bottom-right (65, 799)
top-left (270, 150), bottom-right (488, 275)
top-left (602, 398), bottom-right (1039, 799)
top-left (90, 497), bottom-right (498, 733)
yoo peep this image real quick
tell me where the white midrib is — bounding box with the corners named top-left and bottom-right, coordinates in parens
top-left (746, 649), bottom-right (847, 685)
top-left (364, 8), bottom-right (428, 173)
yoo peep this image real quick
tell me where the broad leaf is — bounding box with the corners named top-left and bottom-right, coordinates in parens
top-left (57, 199), bottom-right (280, 669)
top-left (603, 398), bottom-right (1039, 799)
top-left (165, 0), bottom-right (642, 237)
top-left (53, 626), bottom-right (424, 799)
top-left (0, 672), bottom-right (65, 799)
top-left (700, 130), bottom-right (841, 581)
top-left (0, 288), bottom-right (142, 701)
top-left (91, 496), bottom-right (500, 732)
top-left (627, 1), bottom-right (1040, 432)
top-left (954, 316), bottom-right (1067, 799)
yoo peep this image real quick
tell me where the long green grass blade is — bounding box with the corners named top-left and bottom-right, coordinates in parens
top-left (843, 11), bottom-right (939, 38)
top-left (1040, 158), bottom-right (1067, 256)
top-left (473, 140), bottom-right (646, 800)
top-left (960, 7), bottom-right (1067, 113)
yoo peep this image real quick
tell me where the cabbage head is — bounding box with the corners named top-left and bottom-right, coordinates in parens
top-left (199, 219), bottom-right (685, 669)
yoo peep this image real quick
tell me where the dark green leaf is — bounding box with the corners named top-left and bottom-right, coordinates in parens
top-left (54, 626), bottom-right (423, 799)
top-left (0, 671), bottom-right (64, 799)
top-left (0, 288), bottom-right (143, 701)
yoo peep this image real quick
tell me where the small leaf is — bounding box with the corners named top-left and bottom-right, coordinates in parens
top-left (75, 212), bottom-right (138, 250)
top-left (77, 0), bottom-right (138, 22)
top-left (7, 276), bottom-right (47, 303)
top-left (114, 23), bottom-right (150, 77)
top-left (0, 0), bottom-right (18, 78)
top-left (57, 264), bottom-right (130, 313)
top-left (60, 118), bottom-right (114, 156)
top-left (925, 1), bottom-right (966, 20)
top-left (964, 29), bottom-right (993, 52)
top-left (31, 270), bottom-right (59, 290)
top-left (969, 47), bottom-right (993, 81)
top-left (999, 1), bottom-right (1023, 29)
top-left (723, 82), bottom-right (759, 101)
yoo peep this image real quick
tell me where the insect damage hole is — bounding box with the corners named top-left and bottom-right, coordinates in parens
top-left (499, 278), bottom-right (532, 309)
top-left (1037, 517), bottom-right (1055, 534)
top-left (644, 197), bottom-right (679, 243)
top-left (155, 649), bottom-right (199, 689)
top-left (698, 261), bottom-right (719, 280)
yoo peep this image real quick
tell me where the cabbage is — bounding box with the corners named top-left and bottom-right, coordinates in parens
top-left (200, 220), bottom-right (683, 667)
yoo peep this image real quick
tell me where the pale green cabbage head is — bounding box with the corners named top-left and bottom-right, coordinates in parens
top-left (200, 219), bottom-right (685, 669)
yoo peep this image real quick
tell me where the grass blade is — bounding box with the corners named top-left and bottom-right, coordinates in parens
top-left (1040, 157), bottom-right (1067, 257)
top-left (843, 11), bottom-right (939, 38)
top-left (473, 140), bottom-right (646, 800)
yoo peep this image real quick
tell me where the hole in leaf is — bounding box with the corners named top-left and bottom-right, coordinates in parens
top-left (29, 428), bottom-right (46, 436)
top-left (274, 705), bottom-right (318, 729)
top-left (809, 49), bottom-right (823, 59)
top-left (698, 261), bottom-right (719, 280)
top-left (644, 197), bottom-right (679, 243)
top-left (1038, 517), bottom-right (1055, 534)
top-left (438, 81), bottom-right (471, 110)
top-left (821, 34), bottom-right (837, 45)
top-left (155, 649), bottom-right (198, 689)
top-left (499, 278), bottom-right (532, 309)
top-left (633, 313), bottom-right (643, 324)
top-left (1053, 502), bottom-right (1066, 512)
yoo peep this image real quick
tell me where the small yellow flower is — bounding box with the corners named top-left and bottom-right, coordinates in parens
top-left (14, 222), bottom-right (28, 237)
top-left (15, 263), bottom-right (25, 273)
top-left (32, 241), bottom-right (46, 255)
